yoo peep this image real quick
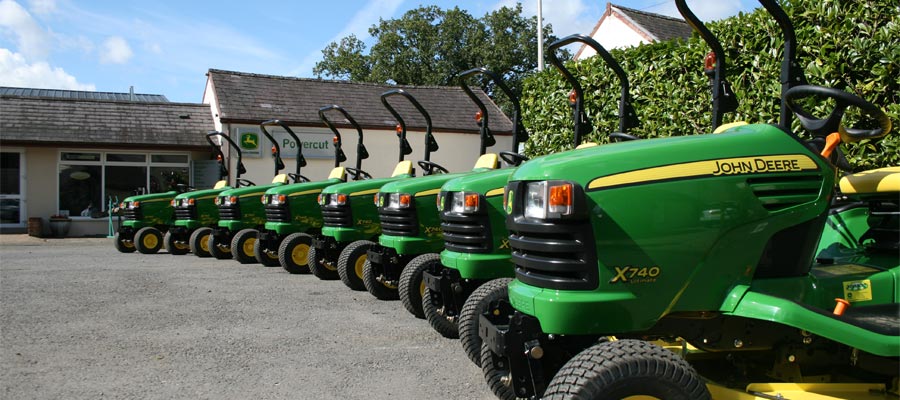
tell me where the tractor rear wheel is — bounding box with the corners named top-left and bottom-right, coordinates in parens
top-left (337, 240), bottom-right (373, 291)
top-left (461, 278), bottom-right (512, 366)
top-left (189, 227), bottom-right (213, 257)
top-left (422, 285), bottom-right (459, 339)
top-left (399, 253), bottom-right (440, 319)
top-left (542, 339), bottom-right (711, 400)
top-left (207, 233), bottom-right (232, 260)
top-left (278, 233), bottom-right (313, 274)
top-left (135, 227), bottom-right (163, 254)
top-left (114, 231), bottom-right (136, 253)
top-left (308, 247), bottom-right (339, 280)
top-left (254, 239), bottom-right (281, 266)
top-left (231, 229), bottom-right (259, 264)
top-left (164, 231), bottom-right (190, 255)
top-left (362, 259), bottom-right (398, 300)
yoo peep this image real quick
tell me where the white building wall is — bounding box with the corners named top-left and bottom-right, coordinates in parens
top-left (577, 13), bottom-right (649, 59)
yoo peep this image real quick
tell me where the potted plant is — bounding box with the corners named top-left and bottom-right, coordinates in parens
top-left (48, 214), bottom-right (71, 237)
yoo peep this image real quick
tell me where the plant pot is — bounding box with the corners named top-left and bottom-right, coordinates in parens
top-left (48, 218), bottom-right (71, 237)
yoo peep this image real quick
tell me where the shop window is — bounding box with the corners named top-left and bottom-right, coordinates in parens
top-left (59, 164), bottom-right (102, 217)
top-left (152, 154), bottom-right (189, 164)
top-left (150, 167), bottom-right (190, 192)
top-left (104, 165), bottom-right (148, 210)
top-left (106, 153), bottom-right (146, 163)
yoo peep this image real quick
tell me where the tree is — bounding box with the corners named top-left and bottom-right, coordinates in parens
top-left (313, 3), bottom-right (566, 112)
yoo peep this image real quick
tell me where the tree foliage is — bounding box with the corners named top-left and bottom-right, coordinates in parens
top-left (314, 3), bottom-right (566, 111)
top-left (520, 0), bottom-right (897, 171)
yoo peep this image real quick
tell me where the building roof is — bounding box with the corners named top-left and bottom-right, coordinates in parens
top-left (0, 95), bottom-right (214, 149)
top-left (0, 86), bottom-right (169, 103)
top-left (205, 69), bottom-right (513, 135)
top-left (574, 2), bottom-right (692, 58)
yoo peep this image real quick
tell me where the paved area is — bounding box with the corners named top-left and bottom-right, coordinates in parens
top-left (1, 235), bottom-right (493, 399)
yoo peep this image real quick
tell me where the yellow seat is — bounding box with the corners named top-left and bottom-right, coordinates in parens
top-left (473, 153), bottom-right (499, 170)
top-left (272, 174), bottom-right (289, 184)
top-left (392, 161), bottom-right (413, 177)
top-left (713, 121), bottom-right (748, 134)
top-left (213, 180), bottom-right (228, 189)
top-left (328, 167), bottom-right (347, 181)
top-left (576, 142), bottom-right (598, 149)
top-left (839, 166), bottom-right (900, 194)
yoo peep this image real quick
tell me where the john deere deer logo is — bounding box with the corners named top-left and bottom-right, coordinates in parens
top-left (241, 133), bottom-right (259, 150)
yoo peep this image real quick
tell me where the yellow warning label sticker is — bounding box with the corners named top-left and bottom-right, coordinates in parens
top-left (842, 279), bottom-right (872, 302)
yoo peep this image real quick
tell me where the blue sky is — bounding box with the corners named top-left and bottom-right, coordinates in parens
top-left (0, 0), bottom-right (758, 103)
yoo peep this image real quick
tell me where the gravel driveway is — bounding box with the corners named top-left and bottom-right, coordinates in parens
top-left (1, 235), bottom-right (494, 399)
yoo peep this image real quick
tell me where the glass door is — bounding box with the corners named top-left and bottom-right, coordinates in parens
top-left (0, 151), bottom-right (24, 227)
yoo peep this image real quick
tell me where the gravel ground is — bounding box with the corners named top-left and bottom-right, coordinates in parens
top-left (0, 235), bottom-right (495, 399)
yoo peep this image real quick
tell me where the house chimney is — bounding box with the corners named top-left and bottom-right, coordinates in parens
top-left (129, 86), bottom-right (135, 101)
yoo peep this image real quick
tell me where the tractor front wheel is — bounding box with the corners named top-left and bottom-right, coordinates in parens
top-left (135, 227), bottom-right (163, 254)
top-left (542, 339), bottom-right (711, 400)
top-left (398, 253), bottom-right (440, 319)
top-left (362, 259), bottom-right (398, 300)
top-left (308, 247), bottom-right (339, 280)
top-left (278, 233), bottom-right (313, 274)
top-left (422, 284), bottom-right (459, 339)
top-left (164, 231), bottom-right (190, 255)
top-left (231, 229), bottom-right (259, 264)
top-left (114, 231), bottom-right (136, 253)
top-left (481, 343), bottom-right (521, 400)
top-left (461, 278), bottom-right (512, 367)
top-left (254, 239), bottom-right (281, 267)
top-left (189, 227), bottom-right (213, 257)
top-left (337, 240), bottom-right (373, 291)
top-left (207, 232), bottom-right (232, 260)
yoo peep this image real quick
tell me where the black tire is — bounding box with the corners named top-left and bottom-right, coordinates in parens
top-left (481, 342), bottom-right (521, 400)
top-left (163, 230), bottom-right (190, 255)
top-left (189, 227), bottom-right (213, 258)
top-left (422, 285), bottom-right (459, 339)
top-left (231, 228), bottom-right (259, 264)
top-left (398, 253), bottom-right (440, 319)
top-left (114, 231), bottom-right (136, 253)
top-left (207, 232), bottom-right (232, 260)
top-left (337, 240), bottom-right (373, 291)
top-left (134, 227), bottom-right (163, 254)
top-left (278, 232), bottom-right (313, 274)
top-left (461, 278), bottom-right (512, 367)
top-left (308, 247), bottom-right (340, 280)
top-left (362, 259), bottom-right (398, 300)
top-left (542, 339), bottom-right (711, 400)
top-left (254, 238), bottom-right (281, 266)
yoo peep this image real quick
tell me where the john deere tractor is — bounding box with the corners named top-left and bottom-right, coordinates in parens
top-left (249, 105), bottom-right (368, 273)
top-left (114, 168), bottom-right (190, 254)
top-left (364, 80), bottom-right (503, 317)
top-left (310, 90), bottom-right (420, 285)
top-left (207, 120), bottom-right (300, 260)
top-left (425, 42), bottom-right (639, 368)
top-left (478, 1), bottom-right (897, 399)
top-left (164, 131), bottom-right (247, 256)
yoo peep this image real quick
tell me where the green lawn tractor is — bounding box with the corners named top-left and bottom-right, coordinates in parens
top-left (248, 105), bottom-right (367, 272)
top-left (165, 131), bottom-right (246, 256)
top-left (207, 120), bottom-right (299, 260)
top-left (478, 1), bottom-right (898, 399)
top-left (364, 80), bottom-right (504, 316)
top-left (113, 170), bottom-right (190, 254)
top-left (310, 90), bottom-right (421, 285)
top-left (425, 42), bottom-right (640, 368)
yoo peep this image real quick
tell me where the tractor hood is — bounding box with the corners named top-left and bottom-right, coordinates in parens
top-left (174, 187), bottom-right (228, 200)
top-left (217, 183), bottom-right (282, 199)
top-left (441, 167), bottom-right (517, 195)
top-left (122, 190), bottom-right (178, 203)
top-left (321, 174), bottom-right (412, 196)
top-left (264, 178), bottom-right (344, 197)
top-left (379, 169), bottom-right (491, 195)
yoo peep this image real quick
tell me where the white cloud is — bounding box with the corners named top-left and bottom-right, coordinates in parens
top-left (0, 48), bottom-right (95, 90)
top-left (27, 0), bottom-right (55, 15)
top-left (99, 36), bottom-right (132, 64)
top-left (0, 0), bottom-right (53, 59)
top-left (652, 0), bottom-right (745, 21)
top-left (495, 0), bottom-right (600, 39)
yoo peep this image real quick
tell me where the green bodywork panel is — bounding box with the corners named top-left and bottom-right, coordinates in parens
top-left (263, 178), bottom-right (344, 235)
top-left (121, 191), bottom-right (176, 228)
top-left (378, 169), bottom-right (492, 255)
top-left (320, 174), bottom-right (412, 242)
top-left (217, 183), bottom-right (284, 231)
top-left (506, 124), bottom-right (843, 334)
top-left (439, 167), bottom-right (517, 279)
top-left (172, 187), bottom-right (229, 229)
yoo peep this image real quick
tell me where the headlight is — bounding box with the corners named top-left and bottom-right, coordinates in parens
top-left (450, 191), bottom-right (480, 213)
top-left (436, 192), bottom-right (444, 212)
top-left (524, 181), bottom-right (574, 219)
top-left (127, 201), bottom-right (140, 209)
top-left (222, 195), bottom-right (238, 206)
top-left (328, 193), bottom-right (348, 206)
top-left (386, 192), bottom-right (412, 209)
top-left (170, 199), bottom-right (176, 206)
top-left (266, 194), bottom-right (287, 205)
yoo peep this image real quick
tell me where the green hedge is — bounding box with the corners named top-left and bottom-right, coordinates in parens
top-left (521, 0), bottom-right (898, 171)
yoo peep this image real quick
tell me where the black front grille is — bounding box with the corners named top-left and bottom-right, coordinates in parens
top-left (174, 206), bottom-right (197, 220)
top-left (218, 204), bottom-right (240, 220)
top-left (265, 204), bottom-right (290, 222)
top-left (124, 208), bottom-right (142, 221)
top-left (441, 212), bottom-right (491, 253)
top-left (508, 218), bottom-right (597, 290)
top-left (379, 207), bottom-right (418, 236)
top-left (323, 204), bottom-right (352, 227)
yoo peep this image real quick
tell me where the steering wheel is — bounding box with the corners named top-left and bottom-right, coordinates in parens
top-left (236, 178), bottom-right (256, 187)
top-left (288, 173), bottom-right (310, 183)
top-left (499, 151), bottom-right (529, 167)
top-left (609, 132), bottom-right (640, 142)
top-left (418, 160), bottom-right (449, 175)
top-left (345, 168), bottom-right (372, 180)
top-left (785, 85), bottom-right (891, 141)
top-left (175, 183), bottom-right (194, 194)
